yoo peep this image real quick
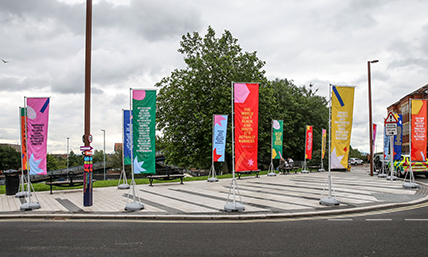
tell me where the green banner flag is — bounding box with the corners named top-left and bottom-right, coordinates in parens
top-left (132, 90), bottom-right (156, 174)
top-left (272, 120), bottom-right (283, 159)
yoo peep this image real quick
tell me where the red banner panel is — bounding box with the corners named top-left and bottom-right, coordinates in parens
top-left (234, 83), bottom-right (259, 171)
top-left (411, 99), bottom-right (427, 161)
top-left (305, 125), bottom-right (313, 160)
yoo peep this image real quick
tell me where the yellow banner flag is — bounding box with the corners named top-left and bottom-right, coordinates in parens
top-left (331, 86), bottom-right (355, 169)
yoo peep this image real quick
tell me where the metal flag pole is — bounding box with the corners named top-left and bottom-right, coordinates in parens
top-left (301, 125), bottom-right (310, 174)
top-left (118, 109), bottom-right (130, 189)
top-left (403, 99), bottom-right (419, 188)
top-left (125, 89), bottom-right (144, 211)
top-left (20, 97), bottom-right (41, 211)
top-left (320, 84), bottom-right (339, 206)
top-left (208, 115), bottom-right (219, 182)
top-left (224, 81), bottom-right (245, 212)
top-left (319, 129), bottom-right (326, 172)
top-left (267, 120), bottom-right (277, 176)
top-left (378, 118), bottom-right (387, 178)
top-left (16, 107), bottom-right (29, 198)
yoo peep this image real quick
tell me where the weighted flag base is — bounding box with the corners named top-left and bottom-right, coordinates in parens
top-left (402, 182), bottom-right (419, 189)
top-left (20, 202), bottom-right (40, 211)
top-left (224, 202), bottom-right (245, 212)
top-left (125, 202), bottom-right (144, 212)
top-left (118, 183), bottom-right (130, 190)
top-left (207, 177), bottom-right (219, 182)
top-left (15, 191), bottom-right (30, 198)
top-left (319, 197), bottom-right (340, 206)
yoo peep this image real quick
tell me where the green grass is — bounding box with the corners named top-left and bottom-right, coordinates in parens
top-left (0, 169), bottom-right (303, 195)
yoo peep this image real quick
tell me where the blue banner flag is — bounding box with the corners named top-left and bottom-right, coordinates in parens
top-left (383, 126), bottom-right (389, 160)
top-left (213, 115), bottom-right (228, 162)
top-left (123, 110), bottom-right (132, 165)
top-left (393, 114), bottom-right (403, 161)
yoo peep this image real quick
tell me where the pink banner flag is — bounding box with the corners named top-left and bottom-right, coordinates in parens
top-left (27, 98), bottom-right (50, 175)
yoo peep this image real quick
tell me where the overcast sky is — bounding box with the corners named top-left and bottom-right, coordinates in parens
top-left (1, 0), bottom-right (427, 157)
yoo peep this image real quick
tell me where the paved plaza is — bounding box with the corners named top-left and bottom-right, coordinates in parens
top-left (1, 165), bottom-right (427, 220)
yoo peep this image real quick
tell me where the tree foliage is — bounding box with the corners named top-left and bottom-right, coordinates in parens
top-left (156, 26), bottom-right (267, 169)
top-left (155, 27), bottom-right (329, 171)
top-left (0, 145), bottom-right (21, 170)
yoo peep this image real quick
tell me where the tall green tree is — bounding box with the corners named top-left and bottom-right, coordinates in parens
top-left (156, 26), bottom-right (268, 170)
top-left (269, 79), bottom-right (329, 161)
top-left (0, 145), bottom-right (21, 170)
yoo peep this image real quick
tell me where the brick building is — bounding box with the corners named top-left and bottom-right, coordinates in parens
top-left (387, 84), bottom-right (428, 154)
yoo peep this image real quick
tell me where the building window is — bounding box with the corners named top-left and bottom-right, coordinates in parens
top-left (401, 103), bottom-right (409, 115)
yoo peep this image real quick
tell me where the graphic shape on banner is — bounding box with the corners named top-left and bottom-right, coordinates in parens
top-left (305, 125), bottom-right (313, 159)
top-left (383, 126), bottom-right (390, 160)
top-left (27, 98), bottom-right (50, 175)
top-left (372, 123), bottom-right (377, 153)
top-left (393, 114), bottom-right (403, 161)
top-left (213, 115), bottom-right (228, 162)
top-left (20, 107), bottom-right (28, 170)
top-left (411, 99), bottom-right (427, 161)
top-left (123, 110), bottom-right (132, 165)
top-left (132, 90), bottom-right (156, 174)
top-left (321, 129), bottom-right (326, 159)
top-left (234, 83), bottom-right (259, 171)
top-left (331, 86), bottom-right (355, 169)
top-left (272, 120), bottom-right (283, 159)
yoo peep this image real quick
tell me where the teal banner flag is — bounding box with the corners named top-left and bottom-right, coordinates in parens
top-left (132, 90), bottom-right (156, 174)
top-left (272, 120), bottom-right (283, 159)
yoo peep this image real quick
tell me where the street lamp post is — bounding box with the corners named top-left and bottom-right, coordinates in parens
top-left (368, 60), bottom-right (379, 177)
top-left (101, 129), bottom-right (106, 181)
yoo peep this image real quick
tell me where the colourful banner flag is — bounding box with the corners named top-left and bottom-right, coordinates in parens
top-left (372, 123), bottom-right (377, 153)
top-left (411, 99), bottom-right (427, 161)
top-left (213, 115), bottom-right (228, 162)
top-left (305, 125), bottom-right (313, 160)
top-left (321, 129), bottom-right (326, 159)
top-left (383, 126), bottom-right (389, 160)
top-left (272, 120), bottom-right (283, 159)
top-left (234, 83), bottom-right (259, 171)
top-left (26, 97), bottom-right (50, 175)
top-left (331, 86), bottom-right (355, 169)
top-left (123, 110), bottom-right (132, 165)
top-left (393, 114), bottom-right (403, 161)
top-left (132, 90), bottom-right (156, 174)
top-left (20, 107), bottom-right (28, 170)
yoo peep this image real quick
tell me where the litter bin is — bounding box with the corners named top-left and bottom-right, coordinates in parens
top-left (4, 170), bottom-right (20, 196)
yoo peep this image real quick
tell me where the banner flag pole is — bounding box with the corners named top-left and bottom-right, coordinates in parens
top-left (319, 129), bottom-right (326, 172)
top-left (224, 81), bottom-right (246, 212)
top-left (267, 120), bottom-right (276, 176)
top-left (301, 125), bottom-right (310, 174)
top-left (20, 97), bottom-right (44, 211)
top-left (125, 88), bottom-right (144, 211)
top-left (16, 107), bottom-right (30, 198)
top-left (402, 98), bottom-right (421, 188)
top-left (320, 84), bottom-right (339, 206)
top-left (378, 122), bottom-right (388, 178)
top-left (118, 109), bottom-right (130, 189)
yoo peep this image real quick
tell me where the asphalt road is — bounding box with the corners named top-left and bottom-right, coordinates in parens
top-left (1, 200), bottom-right (428, 257)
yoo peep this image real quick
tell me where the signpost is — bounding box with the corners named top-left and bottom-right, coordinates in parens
top-left (385, 112), bottom-right (398, 180)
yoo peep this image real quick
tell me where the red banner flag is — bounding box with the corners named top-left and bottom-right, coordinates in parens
top-left (305, 125), bottom-right (313, 160)
top-left (411, 99), bottom-right (427, 161)
top-left (234, 83), bottom-right (259, 171)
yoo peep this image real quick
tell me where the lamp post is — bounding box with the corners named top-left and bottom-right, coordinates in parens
top-left (368, 60), bottom-right (379, 176)
top-left (101, 129), bottom-right (106, 181)
top-left (66, 137), bottom-right (69, 171)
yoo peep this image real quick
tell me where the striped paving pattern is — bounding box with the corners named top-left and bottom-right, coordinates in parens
top-left (0, 166), bottom-right (426, 216)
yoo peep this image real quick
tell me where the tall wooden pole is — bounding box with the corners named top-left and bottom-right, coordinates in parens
top-left (83, 0), bottom-right (93, 206)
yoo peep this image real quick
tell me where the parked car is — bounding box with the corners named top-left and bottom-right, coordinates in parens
top-left (349, 158), bottom-right (363, 165)
top-left (389, 155), bottom-right (428, 178)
